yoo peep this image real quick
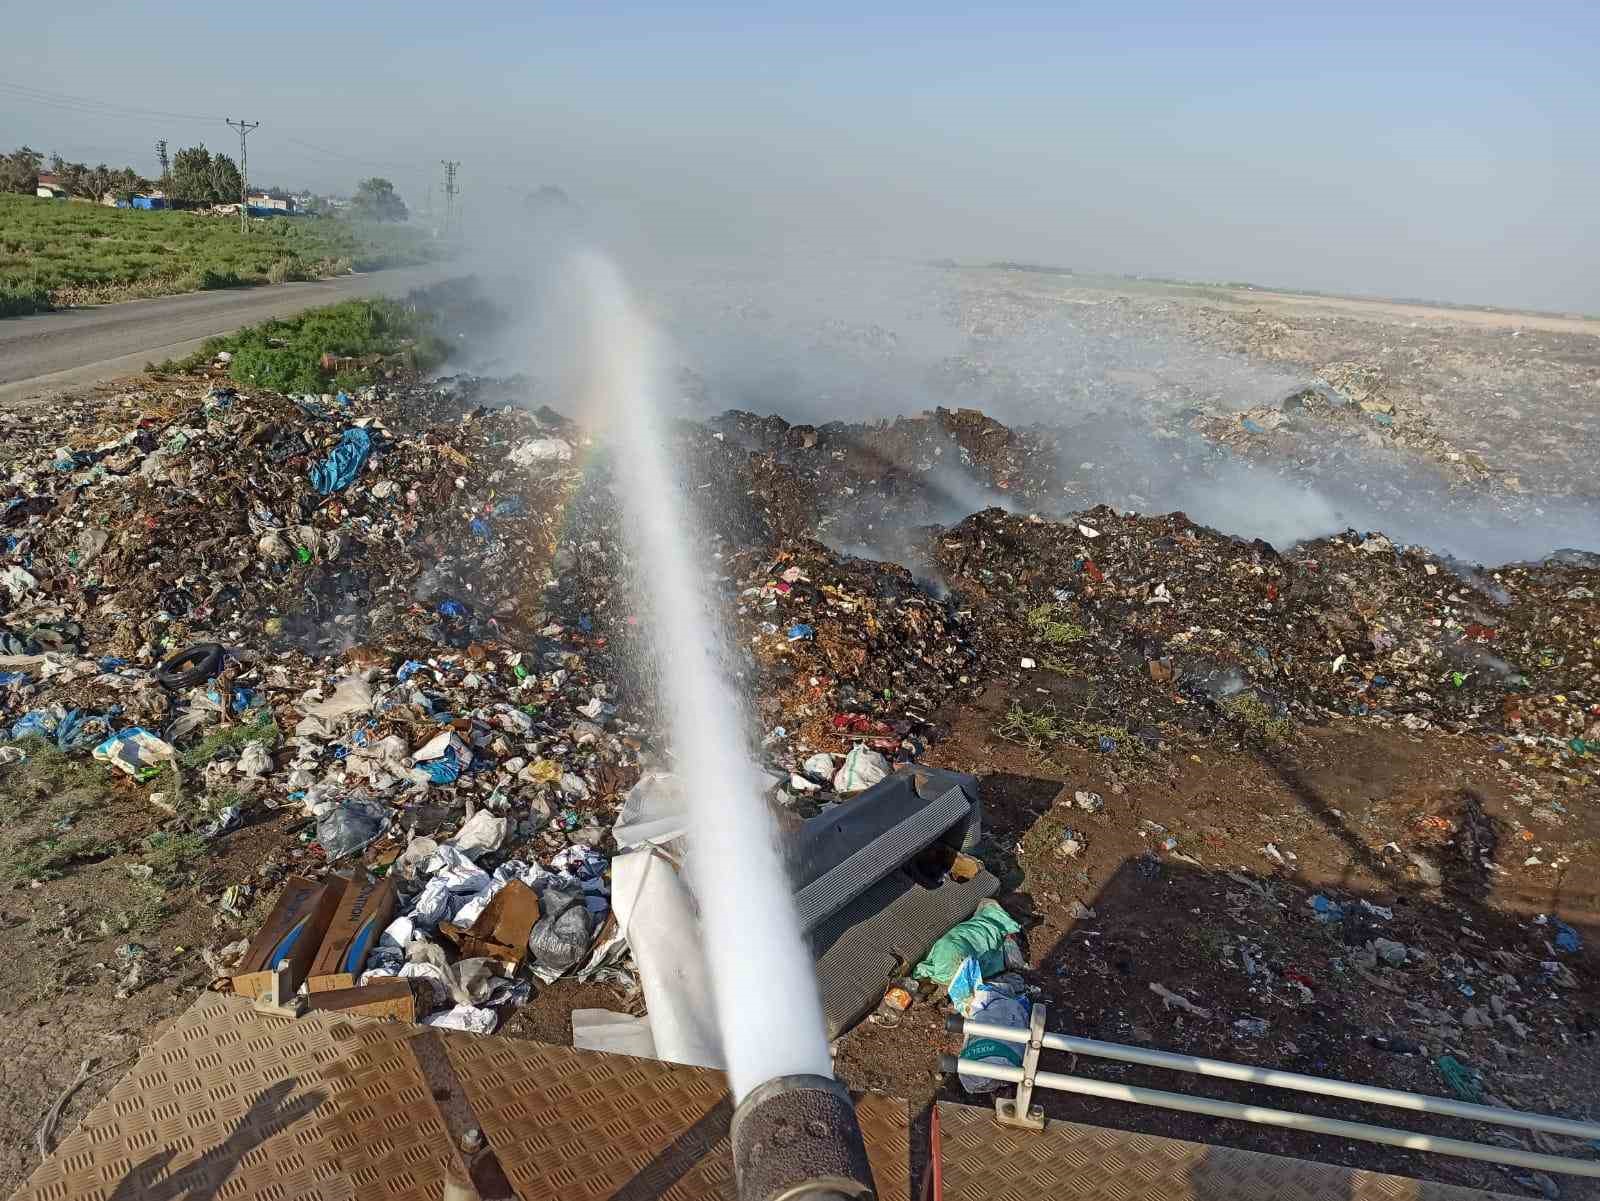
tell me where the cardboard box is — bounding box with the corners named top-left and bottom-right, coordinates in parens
top-left (305, 978), bottom-right (418, 1022)
top-left (306, 872), bottom-right (398, 993)
top-left (231, 876), bottom-right (342, 999)
top-left (439, 880), bottom-right (540, 966)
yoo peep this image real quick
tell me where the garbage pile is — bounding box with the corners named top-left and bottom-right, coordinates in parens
top-left (0, 372), bottom-right (656, 1023)
top-left (921, 504), bottom-right (1595, 740)
top-left (3, 359), bottom-right (1597, 1039)
top-left (7, 378), bottom-right (1596, 846)
top-left (1190, 368), bottom-right (1505, 487)
top-left (730, 544), bottom-right (979, 793)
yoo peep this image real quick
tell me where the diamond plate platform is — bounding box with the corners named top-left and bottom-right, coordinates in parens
top-left (9, 992), bottom-right (911, 1201)
top-left (937, 1100), bottom-right (1519, 1201)
top-left (11, 989), bottom-right (1524, 1201)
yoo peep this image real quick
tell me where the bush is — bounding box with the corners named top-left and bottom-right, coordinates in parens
top-left (197, 267), bottom-right (245, 289)
top-left (0, 282), bottom-right (51, 317)
top-left (179, 298), bottom-right (451, 394)
top-left (174, 264), bottom-right (248, 292)
top-left (266, 256), bottom-right (305, 285)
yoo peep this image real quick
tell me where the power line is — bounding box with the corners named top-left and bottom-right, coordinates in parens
top-left (280, 135), bottom-right (422, 173)
top-left (226, 118), bottom-right (259, 234)
top-left (440, 160), bottom-right (460, 235)
top-left (2, 80), bottom-right (432, 182)
top-left (0, 81), bottom-right (218, 125)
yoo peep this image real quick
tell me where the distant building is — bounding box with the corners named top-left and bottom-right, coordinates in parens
top-left (246, 190), bottom-right (296, 213)
top-left (35, 172), bottom-right (66, 199)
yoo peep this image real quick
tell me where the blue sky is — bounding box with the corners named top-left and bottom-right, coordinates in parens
top-left (4, 2), bottom-right (1597, 309)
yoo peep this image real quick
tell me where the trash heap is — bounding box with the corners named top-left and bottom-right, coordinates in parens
top-left (0, 371), bottom-right (658, 1028)
top-left (687, 407), bottom-right (1599, 796)
top-left (922, 504), bottom-right (1600, 756)
top-left (1190, 370), bottom-right (1505, 487)
top-left (3, 361), bottom-right (1596, 1036)
top-left (730, 544), bottom-right (978, 795)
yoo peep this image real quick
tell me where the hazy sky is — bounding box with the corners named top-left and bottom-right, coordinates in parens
top-left (5, 2), bottom-right (1597, 311)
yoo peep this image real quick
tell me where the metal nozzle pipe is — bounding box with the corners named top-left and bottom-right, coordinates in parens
top-left (731, 1074), bottom-right (877, 1201)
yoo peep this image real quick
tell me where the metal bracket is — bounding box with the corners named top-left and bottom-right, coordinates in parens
top-left (994, 1002), bottom-right (1047, 1131)
top-left (252, 959), bottom-right (307, 1019)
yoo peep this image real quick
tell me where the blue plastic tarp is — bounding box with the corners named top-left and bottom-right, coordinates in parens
top-left (308, 427), bottom-right (373, 495)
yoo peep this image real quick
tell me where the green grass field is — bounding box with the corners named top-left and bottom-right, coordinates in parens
top-left (0, 194), bottom-right (447, 316)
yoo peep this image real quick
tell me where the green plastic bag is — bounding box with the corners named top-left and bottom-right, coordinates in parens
top-left (912, 899), bottom-right (1021, 985)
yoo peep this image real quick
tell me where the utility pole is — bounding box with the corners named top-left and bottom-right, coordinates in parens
top-left (226, 118), bottom-right (259, 234)
top-left (440, 160), bottom-right (459, 236)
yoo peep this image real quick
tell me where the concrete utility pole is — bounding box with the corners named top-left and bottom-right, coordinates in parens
top-left (226, 118), bottom-right (259, 234)
top-left (440, 160), bottom-right (459, 236)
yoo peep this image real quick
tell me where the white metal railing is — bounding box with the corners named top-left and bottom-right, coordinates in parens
top-left (943, 1006), bottom-right (1600, 1178)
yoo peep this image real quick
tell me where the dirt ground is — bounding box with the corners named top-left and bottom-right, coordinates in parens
top-left (3, 271), bottom-right (1597, 1198)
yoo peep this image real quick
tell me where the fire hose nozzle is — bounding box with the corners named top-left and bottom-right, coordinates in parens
top-left (731, 1074), bottom-right (877, 1201)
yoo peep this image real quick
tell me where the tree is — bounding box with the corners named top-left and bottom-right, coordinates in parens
top-left (351, 177), bottom-right (408, 222)
top-left (59, 160), bottom-right (89, 198)
top-left (86, 163), bottom-right (113, 203)
top-left (210, 152), bottom-right (242, 205)
top-left (170, 144), bottom-right (215, 202)
top-left (154, 138), bottom-right (169, 184)
top-left (0, 146), bottom-right (43, 194)
top-left (116, 168), bottom-right (144, 204)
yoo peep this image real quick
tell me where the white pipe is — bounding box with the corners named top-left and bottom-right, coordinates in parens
top-left (957, 1019), bottom-right (1600, 1142)
top-left (952, 1058), bottom-right (1600, 1178)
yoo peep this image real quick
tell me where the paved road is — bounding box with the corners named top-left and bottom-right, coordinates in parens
top-left (0, 267), bottom-right (454, 403)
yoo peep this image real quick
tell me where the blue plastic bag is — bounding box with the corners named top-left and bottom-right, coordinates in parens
top-left (419, 748), bottom-right (462, 784)
top-left (308, 427), bottom-right (373, 495)
top-left (9, 710), bottom-right (57, 741)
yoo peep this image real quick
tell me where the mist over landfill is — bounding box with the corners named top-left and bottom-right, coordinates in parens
top-left (454, 223), bottom-right (1600, 569)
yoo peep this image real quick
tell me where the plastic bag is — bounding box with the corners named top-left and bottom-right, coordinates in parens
top-left (308, 427), bottom-right (372, 495)
top-left (833, 745), bottom-right (890, 793)
top-left (509, 438), bottom-right (574, 468)
top-left (612, 771), bottom-right (689, 850)
top-left (913, 899), bottom-right (1022, 986)
top-left (528, 886), bottom-right (595, 972)
top-left (315, 798), bottom-right (387, 860)
top-left (959, 978), bottom-right (1032, 1094)
top-left (93, 726), bottom-right (176, 778)
top-left (422, 1004), bottom-right (498, 1034)
top-left (450, 810), bottom-right (508, 859)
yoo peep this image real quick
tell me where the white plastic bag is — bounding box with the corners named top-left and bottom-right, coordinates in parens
top-left (833, 745), bottom-right (890, 793)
